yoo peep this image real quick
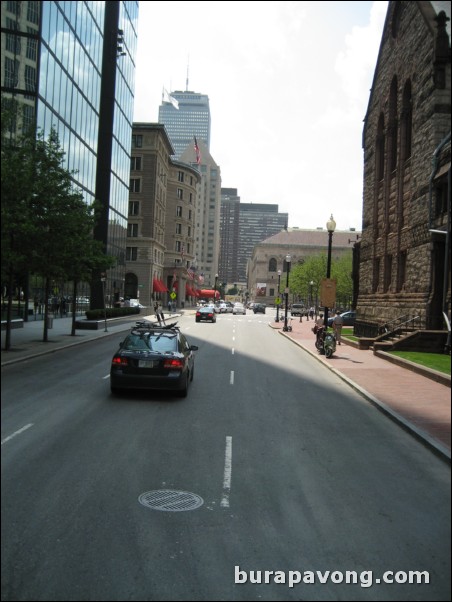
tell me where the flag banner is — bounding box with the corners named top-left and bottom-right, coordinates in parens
top-left (194, 136), bottom-right (201, 165)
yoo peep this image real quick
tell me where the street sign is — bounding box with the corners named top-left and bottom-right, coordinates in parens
top-left (275, 297), bottom-right (282, 305)
top-left (170, 291), bottom-right (177, 300)
top-left (320, 278), bottom-right (337, 308)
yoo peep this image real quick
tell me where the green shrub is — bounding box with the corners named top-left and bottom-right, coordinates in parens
top-left (85, 307), bottom-right (140, 320)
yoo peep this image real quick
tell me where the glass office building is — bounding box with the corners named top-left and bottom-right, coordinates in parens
top-left (1, 0), bottom-right (139, 308)
top-left (158, 90), bottom-right (211, 159)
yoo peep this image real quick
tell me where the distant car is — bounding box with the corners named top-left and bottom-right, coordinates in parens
top-left (327, 310), bottom-right (356, 327)
top-left (232, 303), bottom-right (246, 315)
top-left (253, 303), bottom-right (266, 314)
top-left (110, 322), bottom-right (198, 397)
top-left (290, 304), bottom-right (306, 317)
top-left (196, 307), bottom-right (216, 323)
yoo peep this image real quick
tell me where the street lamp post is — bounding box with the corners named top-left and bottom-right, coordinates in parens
top-left (283, 255), bottom-right (291, 331)
top-left (275, 269), bottom-right (282, 322)
top-left (324, 215), bottom-right (336, 328)
top-left (310, 280), bottom-right (314, 310)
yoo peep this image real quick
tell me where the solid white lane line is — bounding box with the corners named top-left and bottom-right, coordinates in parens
top-left (102, 374), bottom-right (110, 379)
top-left (230, 371), bottom-right (234, 385)
top-left (2, 423), bottom-right (34, 445)
top-left (221, 436), bottom-right (232, 508)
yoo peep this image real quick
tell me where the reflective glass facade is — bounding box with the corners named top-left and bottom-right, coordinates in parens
top-left (1, 1), bottom-right (139, 307)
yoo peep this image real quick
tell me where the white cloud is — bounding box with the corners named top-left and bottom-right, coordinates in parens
top-left (133, 1), bottom-right (388, 231)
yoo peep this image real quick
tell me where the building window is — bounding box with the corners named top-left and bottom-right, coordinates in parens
top-left (131, 156), bottom-right (142, 170)
top-left (129, 178), bottom-right (141, 193)
top-left (175, 241), bottom-right (182, 252)
top-left (26, 1), bottom-right (39, 24)
top-left (384, 255), bottom-right (392, 292)
top-left (129, 201), bottom-right (139, 216)
top-left (178, 171), bottom-right (184, 182)
top-left (396, 251), bottom-right (407, 292)
top-left (132, 135), bottom-right (142, 148)
top-left (376, 114), bottom-right (385, 181)
top-left (126, 247), bottom-right (138, 261)
top-left (177, 188), bottom-right (183, 199)
top-left (7, 1), bottom-right (21, 16)
top-left (127, 223), bottom-right (138, 237)
top-left (176, 223), bottom-right (182, 234)
top-left (268, 258), bottom-right (277, 272)
top-left (401, 80), bottom-right (412, 162)
top-left (4, 57), bottom-right (19, 88)
top-left (24, 65), bottom-right (36, 92)
top-left (388, 77), bottom-right (398, 173)
top-left (435, 180), bottom-right (448, 217)
top-left (176, 206), bottom-right (183, 217)
top-left (372, 257), bottom-right (380, 293)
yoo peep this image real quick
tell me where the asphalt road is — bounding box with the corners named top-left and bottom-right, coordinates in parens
top-left (1, 312), bottom-right (450, 601)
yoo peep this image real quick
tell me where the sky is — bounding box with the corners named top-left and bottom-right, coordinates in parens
top-left (133, 1), bottom-right (389, 232)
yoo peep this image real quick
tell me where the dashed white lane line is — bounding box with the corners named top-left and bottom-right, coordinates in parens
top-left (2, 423), bottom-right (34, 445)
top-left (221, 436), bottom-right (232, 508)
top-left (230, 370), bottom-right (234, 385)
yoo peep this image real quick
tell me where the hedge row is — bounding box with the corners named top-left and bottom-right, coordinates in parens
top-left (85, 307), bottom-right (140, 320)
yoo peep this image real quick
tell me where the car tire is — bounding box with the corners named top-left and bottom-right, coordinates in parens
top-left (179, 373), bottom-right (189, 397)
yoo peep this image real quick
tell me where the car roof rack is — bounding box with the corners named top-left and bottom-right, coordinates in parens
top-left (131, 320), bottom-right (179, 334)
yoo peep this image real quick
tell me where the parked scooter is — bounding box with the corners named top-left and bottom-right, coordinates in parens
top-left (314, 325), bottom-right (337, 358)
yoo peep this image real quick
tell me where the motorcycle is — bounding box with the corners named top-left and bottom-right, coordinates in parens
top-left (314, 325), bottom-right (337, 358)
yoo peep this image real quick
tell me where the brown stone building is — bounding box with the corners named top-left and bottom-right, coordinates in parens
top-left (357, 1), bottom-right (450, 331)
top-left (126, 123), bottom-right (200, 308)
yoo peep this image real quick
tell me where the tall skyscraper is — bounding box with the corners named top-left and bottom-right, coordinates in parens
top-left (1, 0), bottom-right (139, 308)
top-left (219, 191), bottom-right (289, 284)
top-left (158, 90), bottom-right (211, 159)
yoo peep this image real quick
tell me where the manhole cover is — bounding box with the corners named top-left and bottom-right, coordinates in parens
top-left (138, 490), bottom-right (204, 512)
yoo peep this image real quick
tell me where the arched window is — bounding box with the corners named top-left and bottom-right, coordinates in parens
top-left (401, 80), bottom-right (412, 161)
top-left (268, 258), bottom-right (277, 272)
top-left (376, 113), bottom-right (385, 181)
top-left (388, 77), bottom-right (398, 173)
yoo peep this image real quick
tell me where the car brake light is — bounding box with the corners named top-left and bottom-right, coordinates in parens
top-left (112, 356), bottom-right (128, 366)
top-left (164, 358), bottom-right (184, 369)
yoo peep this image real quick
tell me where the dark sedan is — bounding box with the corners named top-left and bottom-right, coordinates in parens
top-left (253, 303), bottom-right (266, 314)
top-left (110, 322), bottom-right (198, 397)
top-left (196, 307), bottom-right (216, 323)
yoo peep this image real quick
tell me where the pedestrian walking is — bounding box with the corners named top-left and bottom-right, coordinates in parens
top-left (332, 310), bottom-right (344, 344)
top-left (154, 301), bottom-right (162, 325)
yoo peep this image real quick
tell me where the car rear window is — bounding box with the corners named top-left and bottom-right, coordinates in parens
top-left (124, 333), bottom-right (177, 353)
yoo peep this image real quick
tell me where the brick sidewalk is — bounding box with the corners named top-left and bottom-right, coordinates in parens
top-left (270, 315), bottom-right (451, 461)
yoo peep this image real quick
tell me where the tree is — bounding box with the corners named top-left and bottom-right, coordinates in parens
top-left (290, 252), bottom-right (353, 309)
top-left (1, 101), bottom-right (39, 349)
top-left (1, 120), bottom-right (115, 347)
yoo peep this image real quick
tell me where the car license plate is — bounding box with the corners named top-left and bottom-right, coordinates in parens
top-left (138, 360), bottom-right (157, 368)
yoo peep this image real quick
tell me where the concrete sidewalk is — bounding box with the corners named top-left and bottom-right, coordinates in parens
top-left (269, 316), bottom-right (451, 462)
top-left (2, 311), bottom-right (450, 462)
top-left (0, 312), bottom-right (173, 365)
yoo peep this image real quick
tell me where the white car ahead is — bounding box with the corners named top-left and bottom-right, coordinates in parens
top-left (232, 303), bottom-right (246, 315)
